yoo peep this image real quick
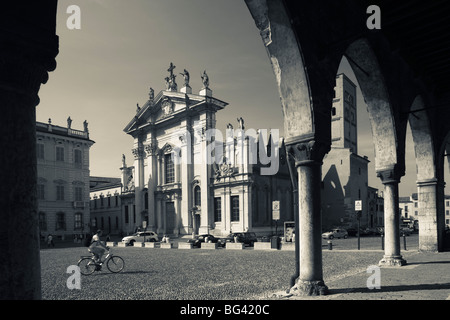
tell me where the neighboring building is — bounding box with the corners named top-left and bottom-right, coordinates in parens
top-left (368, 186), bottom-right (384, 228)
top-left (444, 195), bottom-right (450, 228)
top-left (36, 118), bottom-right (94, 240)
top-left (321, 74), bottom-right (372, 230)
top-left (399, 196), bottom-right (414, 221)
top-left (89, 176), bottom-right (122, 236)
top-left (401, 193), bottom-right (450, 230)
top-left (121, 64), bottom-right (293, 237)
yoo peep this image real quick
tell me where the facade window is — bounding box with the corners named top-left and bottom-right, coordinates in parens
top-left (194, 186), bottom-right (201, 207)
top-left (107, 196), bottom-right (111, 207)
top-left (115, 195), bottom-right (119, 207)
top-left (38, 211), bottom-right (47, 231)
top-left (165, 154), bottom-right (175, 184)
top-left (56, 212), bottom-right (66, 231)
top-left (56, 185), bottom-right (65, 201)
top-left (100, 196), bottom-right (104, 207)
top-left (214, 197), bottom-right (222, 222)
top-left (231, 195), bottom-right (239, 222)
top-left (74, 187), bottom-right (83, 202)
top-left (446, 210), bottom-right (449, 216)
top-left (133, 205), bottom-right (136, 223)
top-left (415, 211), bottom-right (418, 216)
top-left (415, 202), bottom-right (418, 208)
top-left (37, 184), bottom-right (45, 200)
top-left (447, 201), bottom-right (450, 207)
top-left (56, 146), bottom-right (64, 161)
top-left (74, 212), bottom-right (83, 230)
top-left (115, 216), bottom-right (119, 229)
top-left (74, 149), bottom-right (82, 167)
top-left (125, 206), bottom-right (129, 224)
top-left (37, 144), bottom-right (45, 160)
top-left (101, 217), bottom-right (104, 229)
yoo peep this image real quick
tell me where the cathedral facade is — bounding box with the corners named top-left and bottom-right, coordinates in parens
top-left (121, 64), bottom-right (293, 237)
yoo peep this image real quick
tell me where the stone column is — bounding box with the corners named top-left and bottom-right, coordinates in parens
top-left (132, 145), bottom-right (145, 228)
top-left (417, 178), bottom-right (445, 252)
top-left (145, 143), bottom-right (157, 231)
top-left (156, 194), bottom-right (163, 235)
top-left (287, 140), bottom-right (329, 296)
top-left (180, 128), bottom-right (192, 234)
top-left (378, 168), bottom-right (406, 266)
top-left (0, 2), bottom-right (58, 299)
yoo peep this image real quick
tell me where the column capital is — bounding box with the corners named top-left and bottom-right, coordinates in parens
top-left (286, 139), bottom-right (330, 166)
top-left (376, 166), bottom-right (403, 184)
top-left (132, 147), bottom-right (145, 160)
top-left (144, 143), bottom-right (157, 156)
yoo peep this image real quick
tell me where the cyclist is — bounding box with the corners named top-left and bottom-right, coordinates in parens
top-left (88, 229), bottom-right (109, 264)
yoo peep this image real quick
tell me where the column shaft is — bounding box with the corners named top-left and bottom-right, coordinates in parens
top-left (379, 181), bottom-right (406, 266)
top-left (295, 162), bottom-right (328, 294)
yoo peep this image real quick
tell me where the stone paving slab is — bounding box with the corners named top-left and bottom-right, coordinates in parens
top-left (274, 251), bottom-right (450, 300)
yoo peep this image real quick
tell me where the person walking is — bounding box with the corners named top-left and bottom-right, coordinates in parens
top-left (47, 234), bottom-right (54, 248)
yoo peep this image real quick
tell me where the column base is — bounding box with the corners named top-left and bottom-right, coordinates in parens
top-left (289, 279), bottom-right (329, 296)
top-left (378, 255), bottom-right (407, 267)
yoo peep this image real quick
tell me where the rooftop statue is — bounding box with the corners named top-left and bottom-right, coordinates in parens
top-left (201, 70), bottom-right (209, 89)
top-left (148, 87), bottom-right (154, 101)
top-left (180, 69), bottom-right (190, 87)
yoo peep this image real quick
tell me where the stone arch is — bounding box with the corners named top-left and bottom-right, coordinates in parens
top-left (245, 0), bottom-right (337, 145)
top-left (408, 95), bottom-right (437, 182)
top-left (344, 38), bottom-right (401, 176)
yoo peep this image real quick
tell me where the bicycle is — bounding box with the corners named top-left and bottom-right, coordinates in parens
top-left (77, 249), bottom-right (125, 275)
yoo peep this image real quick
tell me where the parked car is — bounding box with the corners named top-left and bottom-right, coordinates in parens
top-left (187, 234), bottom-right (220, 248)
top-left (322, 228), bottom-right (348, 239)
top-left (122, 231), bottom-right (159, 246)
top-left (218, 232), bottom-right (258, 247)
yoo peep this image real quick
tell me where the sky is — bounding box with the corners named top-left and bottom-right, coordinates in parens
top-left (37, 0), bottom-right (427, 197)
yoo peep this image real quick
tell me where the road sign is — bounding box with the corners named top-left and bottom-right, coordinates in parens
top-left (272, 201), bottom-right (280, 211)
top-left (272, 201), bottom-right (280, 221)
top-left (355, 200), bottom-right (362, 211)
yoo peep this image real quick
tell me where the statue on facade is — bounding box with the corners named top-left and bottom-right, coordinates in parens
top-left (180, 69), bottom-right (190, 87)
top-left (136, 103), bottom-right (141, 113)
top-left (237, 117), bottom-right (245, 129)
top-left (201, 70), bottom-right (209, 89)
top-left (167, 62), bottom-right (176, 77)
top-left (83, 120), bottom-right (88, 132)
top-left (67, 116), bottom-right (72, 129)
top-left (148, 87), bottom-right (154, 101)
top-left (164, 62), bottom-right (177, 91)
top-left (122, 154), bottom-right (126, 168)
top-left (164, 77), bottom-right (170, 90)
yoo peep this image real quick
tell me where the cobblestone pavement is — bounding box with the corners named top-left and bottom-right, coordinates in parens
top-left (39, 233), bottom-right (450, 301)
